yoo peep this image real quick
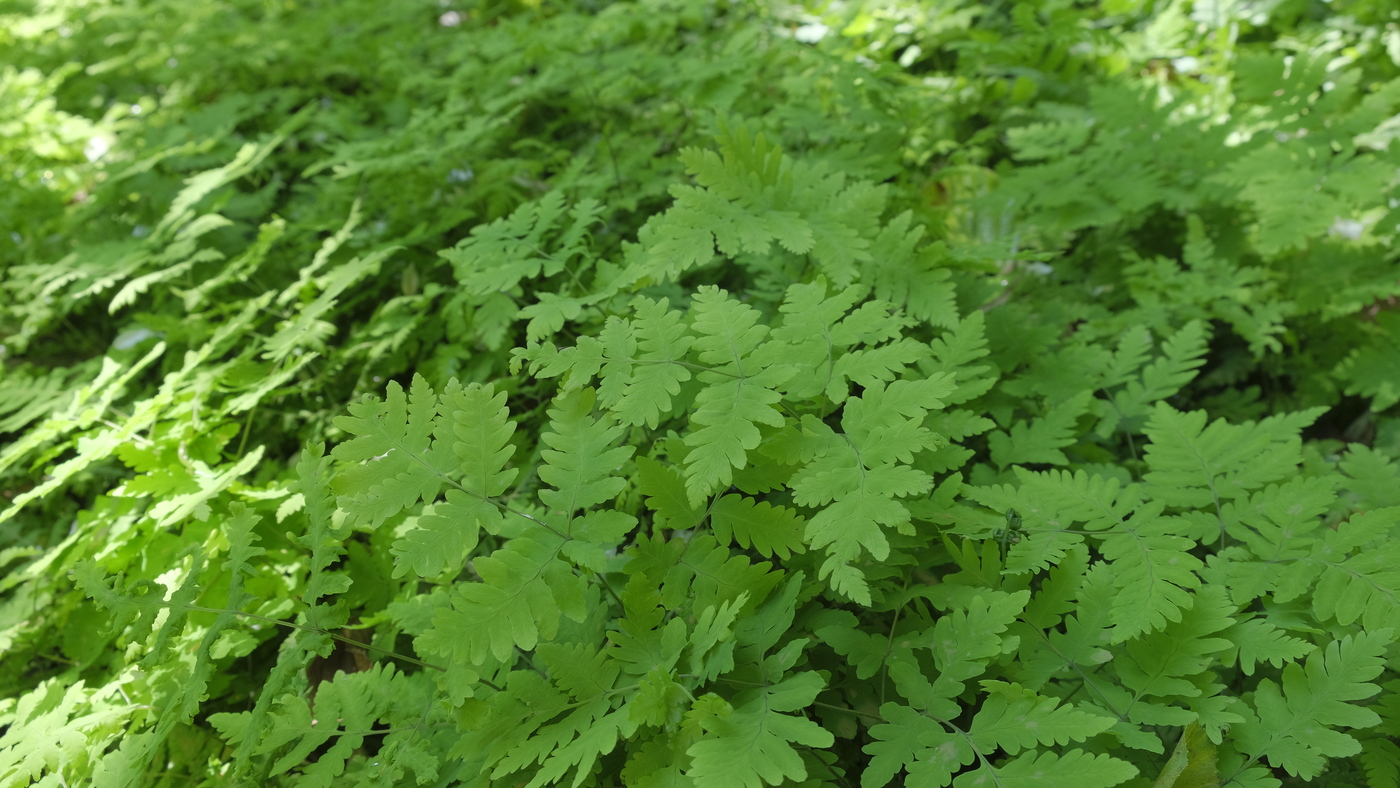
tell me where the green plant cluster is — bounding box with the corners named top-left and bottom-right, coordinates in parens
top-left (3, 0), bottom-right (1400, 786)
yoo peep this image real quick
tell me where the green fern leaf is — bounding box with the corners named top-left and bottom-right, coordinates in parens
top-left (1116, 585), bottom-right (1233, 700)
top-left (765, 278), bottom-right (909, 402)
top-left (331, 374), bottom-right (441, 529)
top-left (1284, 508), bottom-right (1400, 629)
top-left (1100, 320), bottom-right (1210, 436)
top-left (538, 386), bottom-right (633, 517)
top-left (263, 249), bottom-right (392, 363)
top-left (418, 387), bottom-right (629, 664)
top-left (616, 296), bottom-right (694, 428)
top-left (864, 591), bottom-right (1030, 786)
top-left (1014, 564), bottom-right (1115, 690)
top-left (423, 534), bottom-right (578, 665)
top-left (1360, 737), bottom-right (1400, 788)
top-left (710, 493), bottom-right (805, 560)
top-left (1232, 629), bottom-right (1393, 780)
top-left (653, 534), bottom-right (782, 617)
top-left (635, 456), bottom-right (705, 531)
top-left (969, 681), bottom-right (1117, 755)
top-left (607, 576), bottom-right (688, 678)
top-left (211, 666), bottom-right (435, 788)
top-left (922, 309), bottom-right (997, 405)
top-left (686, 672), bottom-right (834, 788)
top-left (1339, 443), bottom-right (1400, 510)
top-left (439, 192), bottom-right (601, 295)
top-left (1098, 501), bottom-right (1203, 641)
top-left (683, 286), bottom-right (795, 507)
top-left (961, 749), bottom-right (1138, 788)
top-left (813, 611), bottom-right (888, 680)
top-left (1143, 403), bottom-right (1327, 510)
top-left (1334, 314), bottom-right (1400, 412)
top-left (865, 211), bottom-right (958, 328)
top-left (793, 377), bottom-right (953, 604)
top-left (988, 390), bottom-right (1093, 468)
top-left (635, 120), bottom-right (809, 282)
top-left (1224, 618), bottom-right (1315, 676)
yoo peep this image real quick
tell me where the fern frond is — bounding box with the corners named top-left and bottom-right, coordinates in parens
top-left (0, 342), bottom-right (165, 525)
top-left (422, 534), bottom-right (578, 664)
top-left (539, 386), bottom-right (633, 518)
top-left (1361, 735), bottom-right (1400, 788)
top-left (414, 386), bottom-right (631, 664)
top-left (793, 377), bottom-right (953, 604)
top-left (1339, 444), bottom-right (1400, 510)
top-left (635, 456), bottom-right (705, 531)
top-left (1098, 502), bottom-right (1203, 641)
top-left (627, 117), bottom-right (894, 288)
top-left (1116, 585), bottom-right (1233, 702)
top-left (969, 680), bottom-right (1118, 755)
top-left (710, 493), bottom-right (805, 560)
top-left (921, 309), bottom-right (997, 405)
top-left (1014, 563), bottom-right (1115, 690)
top-left (865, 211), bottom-right (959, 327)
top-left (814, 611), bottom-right (888, 680)
top-left (439, 192), bottom-right (602, 294)
top-left (766, 278), bottom-right (904, 402)
top-left (211, 666), bottom-right (437, 788)
top-left (331, 374), bottom-right (441, 529)
top-left (966, 749), bottom-right (1137, 788)
top-left (263, 248), bottom-right (394, 363)
top-left (1281, 508), bottom-right (1400, 630)
top-left (485, 643), bottom-right (629, 788)
top-left (607, 576), bottom-right (688, 678)
top-left (654, 534), bottom-right (782, 617)
top-left (635, 119), bottom-right (809, 282)
top-left (289, 441), bottom-right (351, 637)
top-left (686, 672), bottom-right (834, 788)
top-left (988, 390), bottom-right (1094, 469)
top-left (616, 296), bottom-right (694, 428)
top-left (333, 376), bottom-right (519, 579)
top-left (1098, 320), bottom-right (1209, 436)
top-left (1231, 629), bottom-right (1393, 780)
top-left (0, 364), bottom-right (73, 434)
top-left (864, 591), bottom-right (1030, 786)
top-left (392, 381), bottom-right (517, 578)
top-left (683, 286), bottom-right (795, 507)
top-left (0, 679), bottom-right (132, 787)
top-left (1224, 617), bottom-right (1315, 676)
top-left (1334, 313), bottom-right (1400, 412)
top-left (1143, 403), bottom-right (1327, 510)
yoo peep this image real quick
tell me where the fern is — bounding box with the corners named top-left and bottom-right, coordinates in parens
top-left (682, 286), bottom-right (795, 506)
top-left (15, 7), bottom-right (1400, 785)
top-left (1230, 629), bottom-right (1393, 781)
top-left (792, 376), bottom-right (954, 604)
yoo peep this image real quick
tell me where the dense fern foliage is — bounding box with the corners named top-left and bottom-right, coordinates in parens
top-left (4, 0), bottom-right (1400, 785)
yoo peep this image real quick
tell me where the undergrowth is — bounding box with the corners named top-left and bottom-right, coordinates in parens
top-left (3, 0), bottom-right (1400, 786)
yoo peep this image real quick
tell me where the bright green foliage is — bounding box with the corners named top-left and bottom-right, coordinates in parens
top-left (683, 286), bottom-right (796, 506)
top-left (1233, 630), bottom-right (1393, 780)
top-left (5, 0), bottom-right (1400, 785)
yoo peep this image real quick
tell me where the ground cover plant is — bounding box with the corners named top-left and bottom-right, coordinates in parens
top-left (3, 0), bottom-right (1400, 785)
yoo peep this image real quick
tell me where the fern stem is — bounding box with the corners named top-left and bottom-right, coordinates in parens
top-left (877, 575), bottom-right (913, 707)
